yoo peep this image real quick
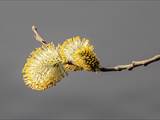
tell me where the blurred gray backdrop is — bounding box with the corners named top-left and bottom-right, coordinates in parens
top-left (0, 1), bottom-right (160, 119)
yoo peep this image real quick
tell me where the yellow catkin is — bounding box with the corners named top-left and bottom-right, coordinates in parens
top-left (59, 36), bottom-right (100, 71)
top-left (22, 43), bottom-right (67, 91)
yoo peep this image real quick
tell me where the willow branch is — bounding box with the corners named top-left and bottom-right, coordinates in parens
top-left (99, 54), bottom-right (160, 72)
top-left (32, 25), bottom-right (47, 44)
top-left (31, 25), bottom-right (160, 72)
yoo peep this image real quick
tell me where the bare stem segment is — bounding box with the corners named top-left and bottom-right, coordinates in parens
top-left (100, 54), bottom-right (160, 72)
top-left (32, 25), bottom-right (47, 44)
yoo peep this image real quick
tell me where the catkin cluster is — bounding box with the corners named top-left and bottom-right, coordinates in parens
top-left (22, 36), bottom-right (101, 91)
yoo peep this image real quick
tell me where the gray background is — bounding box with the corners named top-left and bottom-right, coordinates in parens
top-left (0, 1), bottom-right (160, 119)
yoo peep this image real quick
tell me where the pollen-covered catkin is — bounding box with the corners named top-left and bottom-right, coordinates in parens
top-left (59, 36), bottom-right (100, 71)
top-left (22, 43), bottom-right (67, 91)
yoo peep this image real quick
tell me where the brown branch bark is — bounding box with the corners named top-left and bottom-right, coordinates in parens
top-left (99, 54), bottom-right (160, 72)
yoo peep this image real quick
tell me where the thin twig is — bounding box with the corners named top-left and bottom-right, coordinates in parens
top-left (32, 25), bottom-right (47, 44)
top-left (31, 25), bottom-right (160, 72)
top-left (99, 54), bottom-right (160, 72)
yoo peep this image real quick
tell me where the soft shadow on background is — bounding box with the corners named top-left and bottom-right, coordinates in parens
top-left (0, 1), bottom-right (160, 119)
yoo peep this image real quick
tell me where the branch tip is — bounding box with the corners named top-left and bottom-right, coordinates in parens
top-left (32, 25), bottom-right (47, 44)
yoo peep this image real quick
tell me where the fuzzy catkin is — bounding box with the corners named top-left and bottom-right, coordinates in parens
top-left (59, 36), bottom-right (100, 71)
top-left (22, 36), bottom-right (100, 91)
top-left (22, 43), bottom-right (67, 91)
